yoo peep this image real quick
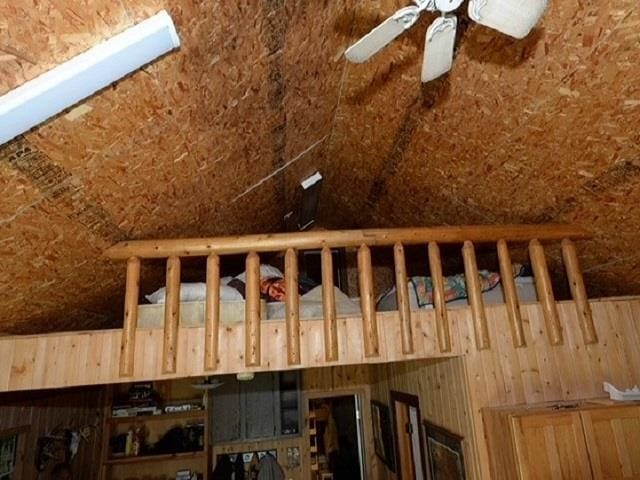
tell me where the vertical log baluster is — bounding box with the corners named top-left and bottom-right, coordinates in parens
top-left (428, 242), bottom-right (451, 353)
top-left (321, 247), bottom-right (338, 362)
top-left (393, 243), bottom-right (414, 354)
top-left (285, 248), bottom-right (301, 365)
top-left (204, 253), bottom-right (220, 371)
top-left (245, 251), bottom-right (261, 367)
top-left (529, 239), bottom-right (563, 345)
top-left (358, 244), bottom-right (379, 357)
top-left (497, 240), bottom-right (526, 348)
top-left (562, 239), bottom-right (597, 344)
top-left (462, 241), bottom-right (490, 350)
top-left (119, 256), bottom-right (141, 377)
top-left (163, 256), bottom-right (181, 374)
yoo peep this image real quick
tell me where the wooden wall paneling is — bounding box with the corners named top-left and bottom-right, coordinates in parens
top-left (463, 300), bottom-right (640, 480)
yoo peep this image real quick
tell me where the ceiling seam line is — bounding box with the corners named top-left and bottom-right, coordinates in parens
top-left (231, 134), bottom-right (328, 203)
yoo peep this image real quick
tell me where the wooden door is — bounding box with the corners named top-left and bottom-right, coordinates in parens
top-left (394, 401), bottom-right (414, 479)
top-left (511, 410), bottom-right (592, 480)
top-left (581, 405), bottom-right (640, 480)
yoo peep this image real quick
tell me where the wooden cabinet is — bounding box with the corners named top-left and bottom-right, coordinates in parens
top-left (483, 401), bottom-right (640, 480)
top-left (581, 406), bottom-right (640, 479)
top-left (211, 372), bottom-right (300, 444)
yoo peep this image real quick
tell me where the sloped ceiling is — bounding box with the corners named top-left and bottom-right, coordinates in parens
top-left (0, 0), bottom-right (638, 334)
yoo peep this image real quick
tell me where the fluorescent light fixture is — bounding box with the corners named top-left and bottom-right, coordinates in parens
top-left (468, 0), bottom-right (548, 39)
top-left (0, 10), bottom-right (180, 145)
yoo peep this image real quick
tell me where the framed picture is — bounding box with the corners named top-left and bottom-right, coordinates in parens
top-left (423, 421), bottom-right (465, 480)
top-left (370, 400), bottom-right (396, 472)
top-left (0, 426), bottom-right (29, 480)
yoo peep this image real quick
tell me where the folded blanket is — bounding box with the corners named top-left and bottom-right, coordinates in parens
top-left (410, 270), bottom-right (501, 308)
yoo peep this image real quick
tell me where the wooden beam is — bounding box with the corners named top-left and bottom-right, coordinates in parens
top-left (529, 240), bottom-right (563, 346)
top-left (561, 239), bottom-right (597, 344)
top-left (358, 244), bottom-right (379, 357)
top-left (163, 256), bottom-right (181, 374)
top-left (204, 253), bottom-right (220, 371)
top-left (321, 247), bottom-right (338, 362)
top-left (245, 251), bottom-right (261, 367)
top-left (119, 256), bottom-right (140, 377)
top-left (105, 225), bottom-right (590, 259)
top-left (497, 240), bottom-right (526, 348)
top-left (285, 248), bottom-right (301, 365)
top-left (429, 242), bottom-right (451, 353)
top-left (393, 243), bottom-right (414, 354)
top-left (462, 241), bottom-right (490, 350)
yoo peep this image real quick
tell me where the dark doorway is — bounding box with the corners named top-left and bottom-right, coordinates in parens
top-left (308, 395), bottom-right (365, 480)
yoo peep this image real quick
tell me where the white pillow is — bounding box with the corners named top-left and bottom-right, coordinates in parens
top-left (145, 282), bottom-right (243, 304)
top-left (234, 265), bottom-right (283, 283)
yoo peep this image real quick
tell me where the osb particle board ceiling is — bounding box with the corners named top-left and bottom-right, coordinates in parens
top-left (0, 1), bottom-right (638, 334)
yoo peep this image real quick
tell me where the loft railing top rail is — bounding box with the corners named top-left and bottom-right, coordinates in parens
top-left (104, 224), bottom-right (590, 260)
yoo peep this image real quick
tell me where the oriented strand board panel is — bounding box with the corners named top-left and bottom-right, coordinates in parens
top-left (0, 1), bottom-right (354, 333)
top-left (1, 0), bottom-right (640, 336)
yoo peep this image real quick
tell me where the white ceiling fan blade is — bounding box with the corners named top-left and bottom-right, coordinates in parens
top-left (421, 15), bottom-right (457, 83)
top-left (468, 0), bottom-right (548, 39)
top-left (345, 6), bottom-right (421, 63)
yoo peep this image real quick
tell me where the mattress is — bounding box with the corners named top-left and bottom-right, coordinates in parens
top-left (376, 276), bottom-right (538, 312)
top-left (137, 285), bottom-right (361, 329)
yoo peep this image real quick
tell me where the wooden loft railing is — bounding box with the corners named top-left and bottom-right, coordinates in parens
top-left (104, 224), bottom-right (594, 379)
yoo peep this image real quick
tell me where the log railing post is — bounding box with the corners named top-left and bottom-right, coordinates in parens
top-left (119, 256), bottom-right (141, 377)
top-left (163, 256), bottom-right (181, 374)
top-left (321, 247), bottom-right (338, 362)
top-left (497, 240), bottom-right (526, 348)
top-left (358, 244), bottom-right (379, 357)
top-left (529, 240), bottom-right (563, 346)
top-left (204, 253), bottom-right (220, 371)
top-left (285, 248), bottom-right (301, 365)
top-left (462, 241), bottom-right (490, 350)
top-left (428, 242), bottom-right (451, 353)
top-left (245, 251), bottom-right (261, 367)
top-left (561, 239), bottom-right (597, 344)
top-left (393, 243), bottom-right (414, 354)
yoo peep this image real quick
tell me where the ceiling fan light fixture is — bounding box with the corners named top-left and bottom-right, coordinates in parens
top-left (468, 0), bottom-right (548, 39)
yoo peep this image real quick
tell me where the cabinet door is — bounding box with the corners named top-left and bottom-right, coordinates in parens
top-left (243, 372), bottom-right (277, 439)
top-left (511, 411), bottom-right (593, 480)
top-left (211, 375), bottom-right (242, 442)
top-left (581, 406), bottom-right (640, 480)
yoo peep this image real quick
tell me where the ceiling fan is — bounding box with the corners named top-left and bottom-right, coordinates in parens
top-left (345, 0), bottom-right (548, 82)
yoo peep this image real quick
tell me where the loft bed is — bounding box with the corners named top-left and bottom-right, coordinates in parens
top-left (0, 223), bottom-right (619, 392)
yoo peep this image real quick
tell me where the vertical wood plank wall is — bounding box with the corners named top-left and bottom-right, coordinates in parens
top-left (369, 358), bottom-right (481, 480)
top-left (0, 386), bottom-right (105, 479)
top-left (462, 300), bottom-right (640, 479)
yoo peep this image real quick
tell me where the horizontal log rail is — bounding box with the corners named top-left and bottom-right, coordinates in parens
top-left (105, 224), bottom-right (589, 259)
top-left (106, 224), bottom-right (595, 378)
